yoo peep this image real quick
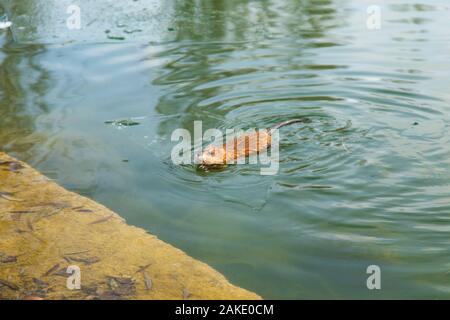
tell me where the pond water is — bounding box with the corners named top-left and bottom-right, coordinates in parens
top-left (1, 0), bottom-right (449, 298)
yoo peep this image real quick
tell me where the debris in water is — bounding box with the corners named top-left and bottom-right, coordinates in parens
top-left (42, 207), bottom-right (65, 218)
top-left (143, 271), bottom-right (152, 291)
top-left (26, 219), bottom-right (34, 231)
top-left (63, 249), bottom-right (91, 256)
top-left (324, 120), bottom-right (352, 132)
top-left (341, 143), bottom-right (349, 152)
top-left (31, 201), bottom-right (70, 209)
top-left (0, 279), bottom-right (19, 291)
top-left (54, 268), bottom-right (71, 277)
top-left (64, 255), bottom-right (101, 265)
top-left (0, 191), bottom-right (23, 202)
top-left (107, 35), bottom-right (126, 41)
top-left (0, 160), bottom-right (24, 172)
top-left (32, 278), bottom-right (49, 289)
top-left (86, 19), bottom-right (97, 27)
top-left (0, 254), bottom-right (17, 264)
top-left (43, 263), bottom-right (60, 277)
top-left (104, 119), bottom-right (141, 127)
top-left (107, 276), bottom-right (136, 296)
top-left (124, 29), bottom-right (142, 34)
top-left (81, 285), bottom-right (98, 296)
top-left (135, 263), bottom-right (152, 274)
top-left (88, 214), bottom-right (114, 225)
top-left (413, 121), bottom-right (419, 126)
top-left (182, 288), bottom-right (191, 299)
top-left (9, 162), bottom-right (24, 172)
top-left (9, 210), bottom-right (34, 214)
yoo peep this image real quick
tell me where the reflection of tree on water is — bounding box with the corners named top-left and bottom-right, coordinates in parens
top-left (0, 39), bottom-right (50, 160)
top-left (173, 0), bottom-right (341, 41)
top-left (0, 0), bottom-right (344, 156)
top-left (155, 0), bottom-right (342, 137)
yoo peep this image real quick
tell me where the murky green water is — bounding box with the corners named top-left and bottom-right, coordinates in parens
top-left (1, 0), bottom-right (449, 299)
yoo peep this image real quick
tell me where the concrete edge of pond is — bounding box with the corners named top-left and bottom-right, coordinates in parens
top-left (0, 152), bottom-right (261, 300)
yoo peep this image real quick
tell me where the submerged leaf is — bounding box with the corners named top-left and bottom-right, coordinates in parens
top-left (182, 288), bottom-right (191, 299)
top-left (107, 276), bottom-right (136, 296)
top-left (142, 271), bottom-right (152, 291)
top-left (0, 191), bottom-right (23, 202)
top-left (0, 161), bottom-right (24, 172)
top-left (88, 214), bottom-right (114, 225)
top-left (0, 279), bottom-right (19, 291)
top-left (43, 263), bottom-right (60, 277)
top-left (64, 255), bottom-right (101, 265)
top-left (0, 253), bottom-right (17, 264)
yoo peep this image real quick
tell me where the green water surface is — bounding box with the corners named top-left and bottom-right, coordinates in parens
top-left (0, 0), bottom-right (449, 299)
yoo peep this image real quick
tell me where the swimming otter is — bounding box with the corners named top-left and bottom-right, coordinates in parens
top-left (197, 118), bottom-right (309, 167)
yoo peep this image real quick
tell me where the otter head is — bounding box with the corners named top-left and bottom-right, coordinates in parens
top-left (196, 144), bottom-right (226, 166)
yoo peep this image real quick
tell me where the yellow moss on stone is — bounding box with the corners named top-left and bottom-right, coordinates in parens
top-left (0, 152), bottom-right (261, 300)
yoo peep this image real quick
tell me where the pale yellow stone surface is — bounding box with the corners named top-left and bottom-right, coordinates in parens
top-left (0, 152), bottom-right (261, 300)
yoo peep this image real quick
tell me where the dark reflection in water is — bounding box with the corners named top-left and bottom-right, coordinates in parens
top-left (1, 0), bottom-right (450, 298)
top-left (0, 43), bottom-right (47, 155)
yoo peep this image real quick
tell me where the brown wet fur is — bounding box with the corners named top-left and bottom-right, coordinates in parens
top-left (205, 130), bottom-right (270, 166)
top-left (198, 119), bottom-right (308, 167)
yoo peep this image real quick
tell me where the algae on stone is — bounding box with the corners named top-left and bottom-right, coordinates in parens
top-left (0, 152), bottom-right (261, 300)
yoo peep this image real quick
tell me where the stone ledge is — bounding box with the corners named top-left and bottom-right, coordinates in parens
top-left (0, 152), bottom-right (261, 300)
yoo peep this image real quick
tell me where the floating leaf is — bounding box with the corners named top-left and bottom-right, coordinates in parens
top-left (107, 35), bottom-right (125, 41)
top-left (104, 119), bottom-right (140, 127)
top-left (124, 29), bottom-right (142, 34)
